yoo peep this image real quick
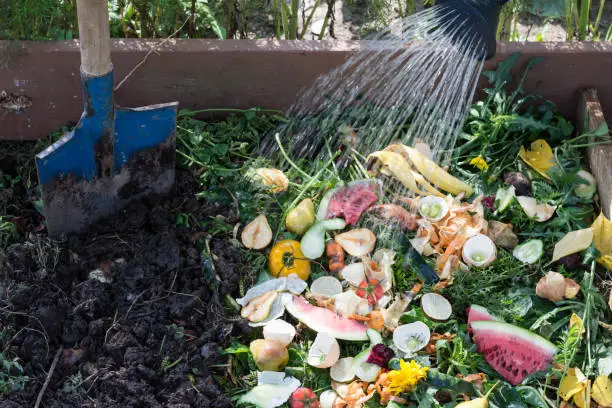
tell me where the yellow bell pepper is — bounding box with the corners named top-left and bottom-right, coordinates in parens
top-left (268, 240), bottom-right (310, 280)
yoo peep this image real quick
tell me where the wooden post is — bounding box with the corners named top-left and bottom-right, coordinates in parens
top-left (577, 89), bottom-right (612, 218)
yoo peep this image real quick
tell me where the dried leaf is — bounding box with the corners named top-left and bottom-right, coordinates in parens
top-left (569, 313), bottom-right (586, 337)
top-left (592, 212), bottom-right (612, 271)
top-left (559, 368), bottom-right (590, 408)
top-left (519, 139), bottom-right (555, 180)
top-left (536, 271), bottom-right (566, 302)
top-left (552, 228), bottom-right (594, 262)
top-left (592, 375), bottom-right (612, 407)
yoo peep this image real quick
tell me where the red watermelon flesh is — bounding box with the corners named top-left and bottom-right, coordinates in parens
top-left (284, 295), bottom-right (368, 341)
top-left (466, 304), bottom-right (501, 333)
top-left (471, 321), bottom-right (557, 385)
top-left (325, 180), bottom-right (380, 225)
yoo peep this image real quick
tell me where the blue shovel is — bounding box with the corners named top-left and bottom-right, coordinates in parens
top-left (35, 0), bottom-right (179, 239)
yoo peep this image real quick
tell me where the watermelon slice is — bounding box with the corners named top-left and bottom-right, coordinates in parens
top-left (471, 321), bottom-right (557, 385)
top-left (325, 180), bottom-right (381, 225)
top-left (284, 295), bottom-right (368, 341)
top-left (466, 304), bottom-right (501, 333)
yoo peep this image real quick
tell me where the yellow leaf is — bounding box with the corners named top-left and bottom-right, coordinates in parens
top-left (591, 212), bottom-right (612, 271)
top-left (519, 139), bottom-right (555, 180)
top-left (592, 375), bottom-right (612, 407)
top-left (569, 313), bottom-right (586, 337)
top-left (560, 368), bottom-right (589, 401)
top-left (552, 228), bottom-right (594, 262)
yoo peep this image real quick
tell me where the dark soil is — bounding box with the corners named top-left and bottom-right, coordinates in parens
top-left (0, 166), bottom-right (250, 407)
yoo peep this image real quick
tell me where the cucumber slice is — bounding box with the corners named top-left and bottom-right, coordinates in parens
top-left (495, 185), bottom-right (516, 213)
top-left (330, 357), bottom-right (355, 383)
top-left (352, 347), bottom-right (380, 382)
top-left (320, 218), bottom-right (347, 230)
top-left (366, 329), bottom-right (383, 345)
top-left (513, 239), bottom-right (544, 264)
top-left (300, 223), bottom-right (326, 259)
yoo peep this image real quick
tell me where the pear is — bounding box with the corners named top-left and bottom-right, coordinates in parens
top-left (335, 229), bottom-right (376, 257)
top-left (240, 291), bottom-right (279, 322)
top-left (250, 339), bottom-right (289, 371)
top-left (456, 381), bottom-right (500, 408)
top-left (242, 214), bottom-right (273, 249)
top-left (285, 198), bottom-right (315, 235)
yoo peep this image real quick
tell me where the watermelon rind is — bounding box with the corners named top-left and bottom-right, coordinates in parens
top-left (470, 321), bottom-right (557, 355)
top-left (284, 295), bottom-right (368, 341)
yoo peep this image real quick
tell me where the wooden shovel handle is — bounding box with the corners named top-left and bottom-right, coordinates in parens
top-left (76, 0), bottom-right (112, 76)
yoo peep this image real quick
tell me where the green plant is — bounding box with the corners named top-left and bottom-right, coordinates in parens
top-left (0, 352), bottom-right (27, 394)
top-left (0, 217), bottom-right (18, 249)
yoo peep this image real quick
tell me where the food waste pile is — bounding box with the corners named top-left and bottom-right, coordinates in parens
top-left (220, 55), bottom-right (612, 408)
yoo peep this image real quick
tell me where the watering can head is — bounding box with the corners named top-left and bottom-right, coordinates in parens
top-left (436, 0), bottom-right (509, 60)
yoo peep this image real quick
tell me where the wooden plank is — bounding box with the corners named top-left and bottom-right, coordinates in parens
top-left (577, 89), bottom-right (612, 218)
top-left (1, 40), bottom-right (612, 141)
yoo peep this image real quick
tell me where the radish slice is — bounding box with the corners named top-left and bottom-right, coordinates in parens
top-left (418, 195), bottom-right (449, 222)
top-left (263, 319), bottom-right (296, 346)
top-left (239, 372), bottom-right (300, 408)
top-left (393, 322), bottom-right (431, 354)
top-left (421, 293), bottom-right (452, 321)
top-left (340, 263), bottom-right (366, 286)
top-left (517, 196), bottom-right (557, 222)
top-left (310, 276), bottom-right (343, 297)
top-left (330, 357), bottom-right (356, 383)
top-left (307, 332), bottom-right (341, 369)
top-left (462, 234), bottom-right (497, 268)
top-left (320, 390), bottom-right (339, 408)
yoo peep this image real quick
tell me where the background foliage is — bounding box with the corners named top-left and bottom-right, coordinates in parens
top-left (0, 0), bottom-right (610, 41)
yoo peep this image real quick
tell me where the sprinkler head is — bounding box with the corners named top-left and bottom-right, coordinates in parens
top-left (436, 0), bottom-right (509, 60)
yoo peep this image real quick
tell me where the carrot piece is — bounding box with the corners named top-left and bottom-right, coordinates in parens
top-left (326, 240), bottom-right (345, 275)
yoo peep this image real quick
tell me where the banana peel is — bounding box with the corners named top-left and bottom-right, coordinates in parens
top-left (367, 151), bottom-right (442, 197)
top-left (384, 144), bottom-right (473, 197)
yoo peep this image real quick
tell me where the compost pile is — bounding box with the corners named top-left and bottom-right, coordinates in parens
top-left (225, 54), bottom-right (612, 408)
top-left (0, 55), bottom-right (611, 408)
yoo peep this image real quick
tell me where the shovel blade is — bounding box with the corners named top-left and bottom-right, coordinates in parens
top-left (36, 102), bottom-right (178, 239)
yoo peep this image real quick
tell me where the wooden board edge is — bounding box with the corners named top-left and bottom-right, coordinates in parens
top-left (577, 89), bottom-right (612, 218)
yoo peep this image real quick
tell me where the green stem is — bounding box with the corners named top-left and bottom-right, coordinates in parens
top-left (275, 133), bottom-right (312, 180)
top-left (593, 0), bottom-right (606, 36)
top-left (300, 0), bottom-right (321, 38)
top-left (578, 0), bottom-right (590, 40)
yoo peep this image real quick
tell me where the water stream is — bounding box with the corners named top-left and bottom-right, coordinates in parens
top-left (262, 4), bottom-right (487, 168)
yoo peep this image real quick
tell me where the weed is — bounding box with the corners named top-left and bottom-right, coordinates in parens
top-left (0, 352), bottom-right (28, 394)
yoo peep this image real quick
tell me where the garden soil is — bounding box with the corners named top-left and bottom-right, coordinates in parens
top-left (0, 163), bottom-right (250, 407)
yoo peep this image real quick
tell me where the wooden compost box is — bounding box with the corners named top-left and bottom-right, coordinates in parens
top-left (1, 39), bottom-right (611, 215)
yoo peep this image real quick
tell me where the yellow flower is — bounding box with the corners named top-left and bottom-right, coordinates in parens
top-left (387, 359), bottom-right (429, 395)
top-left (469, 156), bottom-right (489, 172)
top-left (519, 139), bottom-right (555, 180)
top-left (559, 367), bottom-right (591, 408)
